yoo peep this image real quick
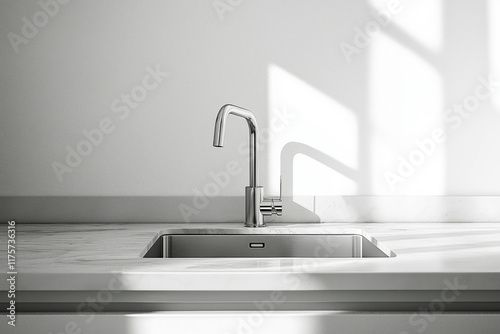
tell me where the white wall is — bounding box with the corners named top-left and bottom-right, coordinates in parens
top-left (1, 0), bottom-right (500, 200)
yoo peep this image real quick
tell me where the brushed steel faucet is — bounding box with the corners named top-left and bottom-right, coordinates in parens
top-left (213, 104), bottom-right (282, 227)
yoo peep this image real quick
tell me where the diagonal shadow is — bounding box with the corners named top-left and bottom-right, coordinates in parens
top-left (280, 141), bottom-right (359, 222)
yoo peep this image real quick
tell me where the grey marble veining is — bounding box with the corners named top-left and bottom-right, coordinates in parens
top-left (1, 222), bottom-right (500, 292)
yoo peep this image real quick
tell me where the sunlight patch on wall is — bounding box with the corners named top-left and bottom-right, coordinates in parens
top-left (369, 34), bottom-right (445, 195)
top-left (377, 0), bottom-right (443, 52)
top-left (267, 64), bottom-right (358, 196)
top-left (293, 154), bottom-right (357, 196)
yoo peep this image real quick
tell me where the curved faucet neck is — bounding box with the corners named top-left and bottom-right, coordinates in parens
top-left (213, 104), bottom-right (259, 187)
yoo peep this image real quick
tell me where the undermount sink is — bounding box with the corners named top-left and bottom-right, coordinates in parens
top-left (142, 228), bottom-right (395, 258)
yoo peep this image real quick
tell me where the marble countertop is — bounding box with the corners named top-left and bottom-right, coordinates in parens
top-left (1, 223), bottom-right (500, 292)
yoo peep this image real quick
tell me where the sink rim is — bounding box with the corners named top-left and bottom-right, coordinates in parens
top-left (140, 225), bottom-right (396, 258)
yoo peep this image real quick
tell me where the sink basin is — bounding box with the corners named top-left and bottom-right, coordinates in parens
top-left (142, 228), bottom-right (395, 258)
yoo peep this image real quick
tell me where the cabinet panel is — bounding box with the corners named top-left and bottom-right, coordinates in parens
top-left (3, 312), bottom-right (500, 334)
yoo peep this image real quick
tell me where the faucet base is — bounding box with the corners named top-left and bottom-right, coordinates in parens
top-left (245, 186), bottom-right (265, 228)
top-left (244, 223), bottom-right (266, 228)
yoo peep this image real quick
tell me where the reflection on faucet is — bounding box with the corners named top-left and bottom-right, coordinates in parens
top-left (213, 104), bottom-right (282, 227)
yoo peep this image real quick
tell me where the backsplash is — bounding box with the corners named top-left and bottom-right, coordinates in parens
top-left (1, 1), bottom-right (500, 223)
top-left (1, 196), bottom-right (499, 223)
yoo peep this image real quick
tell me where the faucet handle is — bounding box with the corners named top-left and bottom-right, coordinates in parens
top-left (260, 198), bottom-right (282, 216)
top-left (262, 175), bottom-right (283, 216)
top-left (261, 175), bottom-right (283, 216)
top-left (273, 198), bottom-right (283, 216)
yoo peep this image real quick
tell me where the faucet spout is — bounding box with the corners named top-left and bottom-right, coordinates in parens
top-left (213, 104), bottom-right (282, 227)
top-left (213, 104), bottom-right (259, 187)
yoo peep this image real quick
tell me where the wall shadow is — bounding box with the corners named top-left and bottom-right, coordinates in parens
top-left (280, 141), bottom-right (359, 222)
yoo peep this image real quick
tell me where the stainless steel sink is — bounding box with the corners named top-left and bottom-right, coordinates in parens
top-left (142, 228), bottom-right (395, 258)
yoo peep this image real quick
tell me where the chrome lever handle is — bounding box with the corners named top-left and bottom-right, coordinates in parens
top-left (261, 176), bottom-right (283, 217)
top-left (260, 198), bottom-right (282, 216)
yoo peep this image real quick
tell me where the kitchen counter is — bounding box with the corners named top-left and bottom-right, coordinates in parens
top-left (1, 222), bottom-right (500, 292)
top-left (2, 223), bottom-right (500, 333)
